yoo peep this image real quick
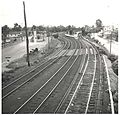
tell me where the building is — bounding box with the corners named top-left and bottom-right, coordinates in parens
top-left (103, 25), bottom-right (118, 40)
top-left (32, 30), bottom-right (46, 42)
top-left (7, 31), bottom-right (22, 38)
top-left (103, 26), bottom-right (113, 35)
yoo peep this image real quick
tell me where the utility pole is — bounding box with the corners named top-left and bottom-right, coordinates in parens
top-left (47, 31), bottom-right (50, 53)
top-left (110, 32), bottom-right (112, 54)
top-left (23, 1), bottom-right (30, 66)
top-left (48, 33), bottom-right (50, 52)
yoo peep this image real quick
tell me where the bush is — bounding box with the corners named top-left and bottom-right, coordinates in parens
top-left (94, 39), bottom-right (99, 44)
top-left (34, 48), bottom-right (38, 52)
top-left (108, 54), bottom-right (118, 63)
top-left (112, 59), bottom-right (118, 75)
top-left (53, 33), bottom-right (58, 38)
top-left (97, 47), bottom-right (108, 56)
top-left (85, 35), bottom-right (90, 39)
top-left (98, 48), bottom-right (107, 55)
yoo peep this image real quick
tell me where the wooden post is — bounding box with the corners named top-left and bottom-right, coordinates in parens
top-left (110, 32), bottom-right (112, 54)
top-left (23, 1), bottom-right (30, 66)
top-left (48, 36), bottom-right (49, 51)
top-left (47, 32), bottom-right (50, 53)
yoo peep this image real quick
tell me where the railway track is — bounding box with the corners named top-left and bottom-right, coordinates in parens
top-left (2, 34), bottom-right (115, 114)
top-left (63, 36), bottom-right (115, 114)
top-left (13, 36), bottom-right (80, 114)
top-left (83, 36), bottom-right (115, 114)
top-left (2, 35), bottom-right (78, 113)
top-left (2, 37), bottom-right (66, 87)
top-left (2, 37), bottom-right (65, 88)
top-left (2, 37), bottom-right (69, 99)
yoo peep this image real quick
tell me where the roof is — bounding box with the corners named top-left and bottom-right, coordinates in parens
top-left (9, 31), bottom-right (22, 34)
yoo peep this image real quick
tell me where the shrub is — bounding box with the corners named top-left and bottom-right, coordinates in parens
top-left (98, 48), bottom-right (108, 55)
top-left (53, 33), bottom-right (58, 38)
top-left (108, 54), bottom-right (118, 63)
top-left (34, 48), bottom-right (38, 52)
top-left (99, 49), bottom-right (106, 55)
top-left (94, 39), bottom-right (99, 44)
top-left (112, 59), bottom-right (118, 75)
top-left (86, 35), bottom-right (90, 39)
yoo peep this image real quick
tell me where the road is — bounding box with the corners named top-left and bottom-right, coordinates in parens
top-left (2, 37), bottom-right (48, 72)
top-left (92, 33), bottom-right (118, 55)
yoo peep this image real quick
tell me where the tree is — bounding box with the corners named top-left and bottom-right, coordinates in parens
top-left (84, 25), bottom-right (90, 33)
top-left (96, 19), bottom-right (102, 27)
top-left (14, 23), bottom-right (19, 28)
top-left (52, 33), bottom-right (58, 38)
top-left (112, 59), bottom-right (118, 75)
top-left (38, 25), bottom-right (45, 31)
top-left (12, 23), bottom-right (22, 31)
top-left (66, 25), bottom-right (73, 35)
top-left (113, 28), bottom-right (118, 42)
top-left (57, 25), bottom-right (65, 32)
top-left (31, 25), bottom-right (36, 31)
top-left (18, 25), bottom-right (22, 31)
top-left (95, 19), bottom-right (103, 32)
top-left (2, 25), bottom-right (10, 42)
top-left (108, 54), bottom-right (118, 63)
top-left (81, 27), bottom-right (87, 36)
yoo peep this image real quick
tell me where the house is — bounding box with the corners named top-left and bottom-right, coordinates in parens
top-left (103, 25), bottom-right (114, 36)
top-left (2, 31), bottom-right (22, 43)
top-left (7, 31), bottom-right (22, 38)
top-left (103, 25), bottom-right (118, 40)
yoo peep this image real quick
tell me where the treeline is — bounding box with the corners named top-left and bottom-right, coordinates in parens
top-left (2, 24), bottom-right (80, 34)
top-left (1, 19), bottom-right (103, 39)
top-left (31, 25), bottom-right (80, 33)
top-left (2, 19), bottom-right (118, 42)
top-left (2, 24), bottom-right (80, 40)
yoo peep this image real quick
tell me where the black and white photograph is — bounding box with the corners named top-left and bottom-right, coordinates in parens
top-left (1, 0), bottom-right (119, 114)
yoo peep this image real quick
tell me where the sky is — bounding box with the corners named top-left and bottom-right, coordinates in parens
top-left (0, 0), bottom-right (119, 28)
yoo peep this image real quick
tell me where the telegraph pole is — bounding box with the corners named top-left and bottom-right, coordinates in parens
top-left (110, 32), bottom-right (112, 54)
top-left (23, 1), bottom-right (30, 66)
top-left (47, 32), bottom-right (50, 52)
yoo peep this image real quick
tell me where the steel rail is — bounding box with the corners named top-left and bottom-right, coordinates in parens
top-left (82, 36), bottom-right (102, 113)
top-left (64, 36), bottom-right (100, 114)
top-left (33, 52), bottom-right (79, 113)
top-left (87, 46), bottom-right (102, 113)
top-left (64, 39), bottom-right (91, 113)
top-left (2, 37), bottom-right (70, 99)
top-left (103, 56), bottom-right (115, 114)
top-left (54, 39), bottom-right (87, 113)
top-left (33, 37), bottom-right (82, 113)
top-left (90, 45), bottom-right (103, 113)
top-left (87, 38), bottom-right (103, 113)
top-left (84, 42), bottom-right (97, 114)
top-left (2, 38), bottom-right (66, 90)
top-left (13, 36), bottom-right (78, 114)
top-left (82, 36), bottom-right (114, 114)
top-left (82, 36), bottom-right (114, 113)
top-left (95, 53), bottom-right (103, 114)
